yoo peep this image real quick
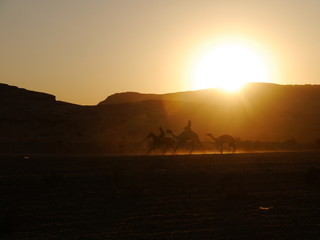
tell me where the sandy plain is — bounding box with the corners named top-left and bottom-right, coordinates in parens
top-left (0, 152), bottom-right (320, 239)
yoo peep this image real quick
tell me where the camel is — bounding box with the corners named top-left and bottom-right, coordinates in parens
top-left (146, 132), bottom-right (175, 155)
top-left (166, 129), bottom-right (203, 154)
top-left (206, 133), bottom-right (236, 154)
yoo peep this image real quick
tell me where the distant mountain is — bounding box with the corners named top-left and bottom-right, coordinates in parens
top-left (1, 82), bottom-right (320, 154)
top-left (98, 88), bottom-right (225, 105)
top-left (98, 92), bottom-right (162, 105)
top-left (99, 82), bottom-right (305, 105)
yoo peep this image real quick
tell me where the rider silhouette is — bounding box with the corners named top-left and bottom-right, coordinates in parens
top-left (184, 120), bottom-right (192, 132)
top-left (158, 127), bottom-right (165, 139)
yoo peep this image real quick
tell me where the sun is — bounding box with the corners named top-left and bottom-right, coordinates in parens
top-left (192, 42), bottom-right (269, 92)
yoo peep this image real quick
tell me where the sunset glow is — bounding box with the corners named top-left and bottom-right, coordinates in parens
top-left (1, 1), bottom-right (320, 104)
top-left (192, 42), bottom-right (269, 92)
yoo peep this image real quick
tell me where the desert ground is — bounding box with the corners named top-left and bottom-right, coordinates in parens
top-left (1, 152), bottom-right (320, 239)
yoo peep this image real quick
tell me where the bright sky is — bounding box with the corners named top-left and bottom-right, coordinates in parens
top-left (1, 0), bottom-right (320, 105)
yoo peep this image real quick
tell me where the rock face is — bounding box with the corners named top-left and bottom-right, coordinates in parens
top-left (1, 82), bottom-right (320, 154)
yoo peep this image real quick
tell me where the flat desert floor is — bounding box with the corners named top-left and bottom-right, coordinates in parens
top-left (1, 152), bottom-right (320, 239)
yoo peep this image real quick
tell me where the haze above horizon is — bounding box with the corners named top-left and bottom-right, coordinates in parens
top-left (1, 0), bottom-right (320, 105)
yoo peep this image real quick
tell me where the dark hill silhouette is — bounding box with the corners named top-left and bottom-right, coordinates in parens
top-left (98, 88), bottom-right (227, 105)
top-left (1, 82), bottom-right (320, 154)
top-left (98, 92), bottom-right (162, 105)
top-left (0, 83), bottom-right (56, 105)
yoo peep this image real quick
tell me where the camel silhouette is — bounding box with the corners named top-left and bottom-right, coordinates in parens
top-left (146, 129), bottom-right (175, 155)
top-left (166, 121), bottom-right (203, 154)
top-left (207, 133), bottom-right (236, 154)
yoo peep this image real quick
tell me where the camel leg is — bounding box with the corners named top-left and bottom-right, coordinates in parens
top-left (164, 143), bottom-right (171, 155)
top-left (173, 142), bottom-right (181, 154)
top-left (159, 144), bottom-right (165, 155)
top-left (216, 144), bottom-right (222, 154)
top-left (189, 141), bottom-right (195, 155)
top-left (174, 141), bottom-right (187, 154)
top-left (198, 142), bottom-right (206, 154)
top-left (230, 143), bottom-right (236, 154)
top-left (162, 147), bottom-right (167, 155)
top-left (147, 145), bottom-right (154, 155)
top-left (162, 145), bottom-right (168, 155)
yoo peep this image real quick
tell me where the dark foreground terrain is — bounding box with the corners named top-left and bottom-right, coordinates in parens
top-left (1, 152), bottom-right (320, 239)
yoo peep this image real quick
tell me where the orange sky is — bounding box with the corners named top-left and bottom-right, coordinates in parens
top-left (1, 0), bottom-right (320, 105)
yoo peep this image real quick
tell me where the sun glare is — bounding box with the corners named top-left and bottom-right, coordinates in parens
top-left (192, 42), bottom-right (269, 92)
